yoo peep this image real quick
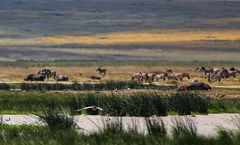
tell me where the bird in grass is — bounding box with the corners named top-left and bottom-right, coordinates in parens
top-left (75, 106), bottom-right (103, 112)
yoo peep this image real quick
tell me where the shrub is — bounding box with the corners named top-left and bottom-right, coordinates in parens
top-left (168, 92), bottom-right (210, 115)
top-left (0, 83), bottom-right (11, 90)
top-left (145, 118), bottom-right (167, 138)
top-left (19, 81), bottom-right (177, 91)
top-left (38, 109), bottom-right (77, 131)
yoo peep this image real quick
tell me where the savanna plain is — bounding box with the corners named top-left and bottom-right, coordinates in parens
top-left (1, 0), bottom-right (240, 144)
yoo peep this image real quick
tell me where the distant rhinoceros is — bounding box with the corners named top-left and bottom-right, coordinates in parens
top-left (177, 82), bottom-right (211, 91)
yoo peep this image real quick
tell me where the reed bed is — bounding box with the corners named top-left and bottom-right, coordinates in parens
top-left (0, 81), bottom-right (177, 91)
top-left (0, 83), bottom-right (10, 90)
top-left (0, 91), bottom-right (238, 115)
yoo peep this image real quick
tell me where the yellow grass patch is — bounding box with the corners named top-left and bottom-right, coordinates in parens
top-left (0, 29), bottom-right (240, 46)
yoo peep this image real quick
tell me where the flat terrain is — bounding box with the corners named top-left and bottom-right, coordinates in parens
top-left (0, 64), bottom-right (240, 98)
top-left (0, 0), bottom-right (239, 61)
top-left (1, 66), bottom-right (239, 85)
top-left (1, 0), bottom-right (240, 143)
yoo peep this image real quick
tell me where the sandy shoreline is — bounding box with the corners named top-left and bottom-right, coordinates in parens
top-left (1, 113), bottom-right (239, 137)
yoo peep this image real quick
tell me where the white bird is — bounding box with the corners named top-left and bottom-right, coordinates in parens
top-left (75, 106), bottom-right (103, 112)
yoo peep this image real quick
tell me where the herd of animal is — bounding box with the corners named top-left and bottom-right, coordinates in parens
top-left (24, 69), bottom-right (69, 81)
top-left (24, 66), bottom-right (240, 91)
top-left (132, 69), bottom-right (190, 82)
top-left (132, 66), bottom-right (240, 83)
top-left (195, 67), bottom-right (240, 82)
top-left (90, 67), bottom-right (108, 80)
top-left (130, 66), bottom-right (240, 91)
top-left (24, 67), bottom-right (108, 82)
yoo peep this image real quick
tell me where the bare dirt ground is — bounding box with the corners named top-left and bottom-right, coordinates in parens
top-left (1, 114), bottom-right (239, 137)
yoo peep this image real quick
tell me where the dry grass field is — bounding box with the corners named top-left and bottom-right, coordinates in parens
top-left (1, 66), bottom-right (239, 84)
top-left (0, 0), bottom-right (239, 61)
top-left (0, 65), bottom-right (240, 98)
top-left (1, 29), bottom-right (240, 46)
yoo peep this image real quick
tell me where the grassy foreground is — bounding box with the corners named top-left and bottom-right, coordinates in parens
top-left (1, 115), bottom-right (240, 145)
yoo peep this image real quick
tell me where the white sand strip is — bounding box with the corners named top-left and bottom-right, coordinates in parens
top-left (1, 114), bottom-right (239, 137)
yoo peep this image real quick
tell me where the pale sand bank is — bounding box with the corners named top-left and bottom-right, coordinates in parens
top-left (1, 114), bottom-right (239, 137)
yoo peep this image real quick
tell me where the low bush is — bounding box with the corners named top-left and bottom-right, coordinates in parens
top-left (38, 109), bottom-right (77, 131)
top-left (0, 83), bottom-right (10, 90)
top-left (0, 91), bottom-right (213, 116)
top-left (19, 81), bottom-right (177, 91)
top-left (168, 92), bottom-right (210, 115)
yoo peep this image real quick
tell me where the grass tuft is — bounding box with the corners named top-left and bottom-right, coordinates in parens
top-left (38, 108), bottom-right (77, 131)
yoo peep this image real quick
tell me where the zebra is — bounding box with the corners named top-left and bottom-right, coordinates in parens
top-left (96, 67), bottom-right (107, 75)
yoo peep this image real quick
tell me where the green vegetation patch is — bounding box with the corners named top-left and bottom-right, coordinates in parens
top-left (0, 81), bottom-right (177, 91)
top-left (0, 91), bottom-right (235, 116)
top-left (0, 60), bottom-right (240, 67)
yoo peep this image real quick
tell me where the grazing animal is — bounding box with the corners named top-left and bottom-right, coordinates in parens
top-left (165, 69), bottom-right (173, 74)
top-left (49, 71), bottom-right (57, 79)
top-left (226, 70), bottom-right (236, 78)
top-left (213, 67), bottom-right (222, 73)
top-left (96, 67), bottom-right (107, 75)
top-left (24, 74), bottom-right (46, 81)
top-left (174, 73), bottom-right (190, 81)
top-left (195, 67), bottom-right (201, 71)
top-left (208, 73), bottom-right (222, 82)
top-left (141, 73), bottom-right (149, 82)
top-left (228, 67), bottom-right (237, 71)
top-left (55, 75), bottom-right (69, 81)
top-left (155, 73), bottom-right (167, 81)
top-left (131, 72), bottom-right (156, 82)
top-left (132, 72), bottom-right (143, 82)
top-left (163, 69), bottom-right (176, 80)
top-left (164, 71), bottom-right (177, 80)
top-left (195, 67), bottom-right (214, 76)
top-left (146, 73), bottom-right (156, 82)
top-left (217, 68), bottom-right (230, 79)
top-left (177, 82), bottom-right (211, 91)
top-left (165, 72), bottom-right (190, 81)
top-left (91, 76), bottom-right (101, 80)
top-left (37, 68), bottom-right (56, 80)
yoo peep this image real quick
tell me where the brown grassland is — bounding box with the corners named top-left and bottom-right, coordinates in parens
top-left (0, 66), bottom-right (239, 85)
top-left (0, 28), bottom-right (239, 98)
top-left (0, 65), bottom-right (240, 98)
